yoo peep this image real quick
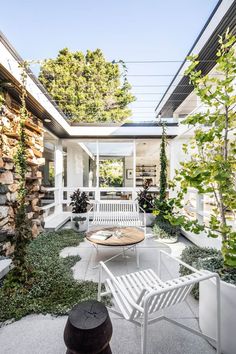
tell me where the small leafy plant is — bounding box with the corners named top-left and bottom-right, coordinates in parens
top-left (70, 189), bottom-right (90, 214)
top-left (136, 180), bottom-right (154, 213)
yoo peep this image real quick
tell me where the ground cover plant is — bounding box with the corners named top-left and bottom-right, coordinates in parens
top-left (0, 230), bottom-right (98, 323)
top-left (180, 245), bottom-right (236, 299)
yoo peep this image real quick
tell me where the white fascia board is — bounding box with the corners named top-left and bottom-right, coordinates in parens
top-left (0, 41), bottom-right (71, 134)
top-left (67, 125), bottom-right (179, 137)
top-left (155, 0), bottom-right (234, 116)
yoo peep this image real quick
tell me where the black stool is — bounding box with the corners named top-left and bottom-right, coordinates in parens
top-left (64, 300), bottom-right (112, 354)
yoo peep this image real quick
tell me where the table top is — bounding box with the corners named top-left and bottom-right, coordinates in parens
top-left (86, 227), bottom-right (144, 247)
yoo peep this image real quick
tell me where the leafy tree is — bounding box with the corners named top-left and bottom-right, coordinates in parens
top-left (39, 49), bottom-right (135, 123)
top-left (99, 159), bottom-right (123, 187)
top-left (167, 30), bottom-right (236, 267)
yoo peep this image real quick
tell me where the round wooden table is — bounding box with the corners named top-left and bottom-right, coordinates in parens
top-left (86, 227), bottom-right (144, 267)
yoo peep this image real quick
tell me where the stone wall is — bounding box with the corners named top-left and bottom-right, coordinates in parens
top-left (0, 102), bottom-right (45, 255)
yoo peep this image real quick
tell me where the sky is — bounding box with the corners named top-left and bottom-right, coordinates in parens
top-left (1, 0), bottom-right (219, 121)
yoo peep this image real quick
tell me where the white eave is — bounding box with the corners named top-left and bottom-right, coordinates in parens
top-left (155, 0), bottom-right (235, 116)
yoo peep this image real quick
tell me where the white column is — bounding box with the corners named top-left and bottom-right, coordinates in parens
top-left (132, 140), bottom-right (137, 200)
top-left (95, 140), bottom-right (100, 201)
top-left (196, 192), bottom-right (204, 224)
top-left (54, 139), bottom-right (63, 214)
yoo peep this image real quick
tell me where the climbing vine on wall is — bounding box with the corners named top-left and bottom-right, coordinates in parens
top-left (11, 61), bottom-right (33, 282)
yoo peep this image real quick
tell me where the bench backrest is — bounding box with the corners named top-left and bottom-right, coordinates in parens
top-left (93, 202), bottom-right (139, 215)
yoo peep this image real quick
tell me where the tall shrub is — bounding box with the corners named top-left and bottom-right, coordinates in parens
top-left (153, 123), bottom-right (173, 223)
top-left (159, 123), bottom-right (167, 202)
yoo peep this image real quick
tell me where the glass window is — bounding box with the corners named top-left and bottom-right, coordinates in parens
top-left (136, 140), bottom-right (162, 188)
top-left (98, 141), bottom-right (134, 188)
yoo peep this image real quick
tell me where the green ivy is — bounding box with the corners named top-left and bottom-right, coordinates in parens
top-left (11, 62), bottom-right (33, 280)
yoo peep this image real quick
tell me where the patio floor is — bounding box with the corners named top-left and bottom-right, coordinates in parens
top-left (0, 227), bottom-right (216, 354)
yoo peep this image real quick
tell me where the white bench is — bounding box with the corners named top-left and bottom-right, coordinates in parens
top-left (89, 201), bottom-right (146, 235)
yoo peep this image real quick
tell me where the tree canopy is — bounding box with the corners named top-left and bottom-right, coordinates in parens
top-left (39, 48), bottom-right (135, 123)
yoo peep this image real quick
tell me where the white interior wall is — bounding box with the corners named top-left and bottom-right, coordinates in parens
top-left (124, 156), bottom-right (133, 187)
top-left (66, 143), bottom-right (85, 188)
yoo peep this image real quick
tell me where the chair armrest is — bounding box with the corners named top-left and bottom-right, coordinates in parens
top-left (99, 261), bottom-right (144, 313)
top-left (88, 204), bottom-right (94, 212)
top-left (138, 206), bottom-right (146, 226)
top-left (160, 250), bottom-right (204, 274)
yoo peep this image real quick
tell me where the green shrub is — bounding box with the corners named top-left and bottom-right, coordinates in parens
top-left (153, 219), bottom-right (180, 239)
top-left (180, 245), bottom-right (236, 300)
top-left (0, 229), bottom-right (99, 323)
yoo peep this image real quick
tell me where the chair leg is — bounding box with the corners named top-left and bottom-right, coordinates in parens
top-left (141, 311), bottom-right (149, 354)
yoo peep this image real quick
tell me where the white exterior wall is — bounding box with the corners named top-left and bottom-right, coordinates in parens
top-left (170, 127), bottom-right (222, 250)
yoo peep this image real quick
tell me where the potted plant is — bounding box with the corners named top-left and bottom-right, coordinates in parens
top-left (136, 180), bottom-right (155, 226)
top-left (70, 189), bottom-right (90, 232)
top-left (166, 31), bottom-right (236, 354)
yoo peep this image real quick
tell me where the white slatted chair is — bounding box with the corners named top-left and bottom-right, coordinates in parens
top-left (89, 201), bottom-right (146, 235)
top-left (98, 250), bottom-right (221, 354)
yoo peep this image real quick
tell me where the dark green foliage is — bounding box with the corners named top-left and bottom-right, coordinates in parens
top-left (0, 230), bottom-right (98, 323)
top-left (153, 123), bottom-right (171, 223)
top-left (39, 48), bottom-right (135, 123)
top-left (70, 189), bottom-right (90, 213)
top-left (159, 123), bottom-right (167, 202)
top-left (136, 180), bottom-right (154, 213)
top-left (180, 245), bottom-right (236, 299)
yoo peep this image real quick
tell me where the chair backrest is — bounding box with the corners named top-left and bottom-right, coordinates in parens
top-left (131, 273), bottom-right (204, 319)
top-left (101, 260), bottom-right (205, 321)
